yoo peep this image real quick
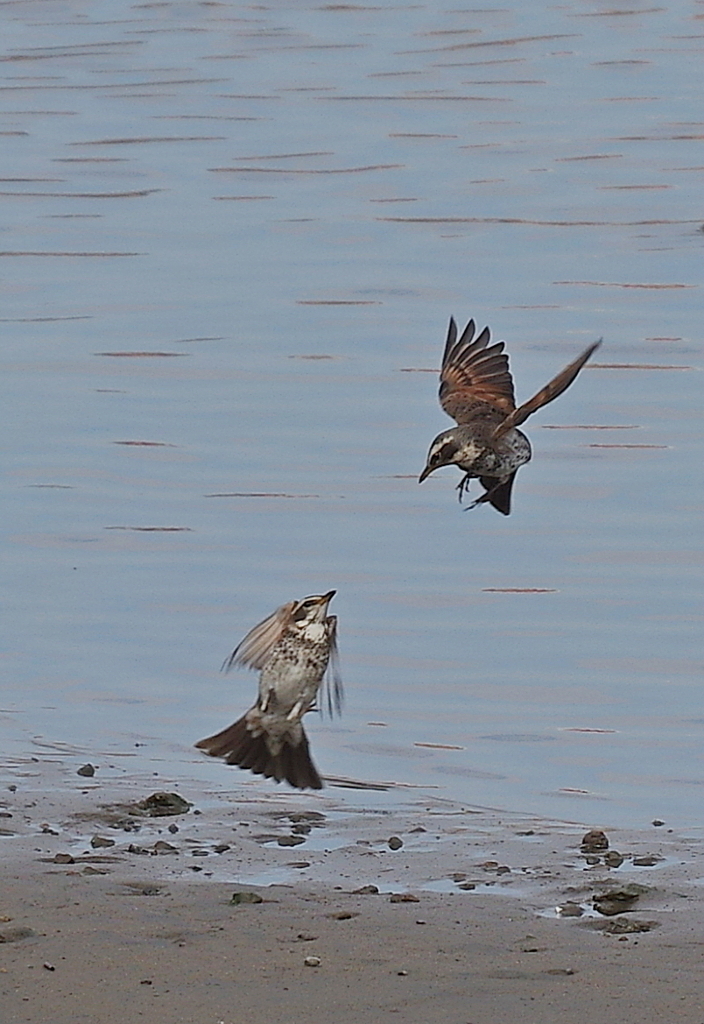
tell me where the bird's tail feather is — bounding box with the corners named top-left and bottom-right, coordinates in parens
top-left (476, 472), bottom-right (516, 516)
top-left (195, 713), bottom-right (323, 790)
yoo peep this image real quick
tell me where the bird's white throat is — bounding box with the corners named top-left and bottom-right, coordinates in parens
top-left (301, 621), bottom-right (326, 642)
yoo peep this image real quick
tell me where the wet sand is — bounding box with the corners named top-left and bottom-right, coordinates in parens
top-left (3, 761), bottom-right (704, 1023)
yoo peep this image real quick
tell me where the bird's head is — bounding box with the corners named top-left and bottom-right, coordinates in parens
top-left (419, 430), bottom-right (461, 483)
top-left (290, 590), bottom-right (336, 627)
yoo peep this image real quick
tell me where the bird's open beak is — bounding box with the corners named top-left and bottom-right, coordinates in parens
top-left (418, 465), bottom-right (433, 484)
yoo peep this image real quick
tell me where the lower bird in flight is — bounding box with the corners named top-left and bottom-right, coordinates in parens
top-left (195, 591), bottom-right (342, 790)
top-left (419, 317), bottom-right (601, 515)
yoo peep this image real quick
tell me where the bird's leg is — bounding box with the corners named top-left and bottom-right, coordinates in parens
top-left (260, 687), bottom-right (277, 712)
top-left (468, 479), bottom-right (501, 510)
top-left (286, 698), bottom-right (307, 722)
top-left (468, 493), bottom-right (490, 510)
top-left (455, 473), bottom-right (472, 504)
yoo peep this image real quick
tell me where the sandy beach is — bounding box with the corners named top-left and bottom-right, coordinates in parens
top-left (3, 757), bottom-right (704, 1024)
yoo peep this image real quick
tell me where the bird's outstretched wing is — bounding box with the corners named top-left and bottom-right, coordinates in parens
top-left (222, 601), bottom-right (296, 672)
top-left (439, 317), bottom-right (516, 424)
top-left (492, 340), bottom-right (602, 440)
top-left (320, 615), bottom-right (344, 718)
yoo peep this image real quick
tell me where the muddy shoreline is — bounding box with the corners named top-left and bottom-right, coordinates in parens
top-left (3, 757), bottom-right (704, 1023)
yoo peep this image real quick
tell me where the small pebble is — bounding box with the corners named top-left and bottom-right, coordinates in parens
top-left (557, 902), bottom-right (583, 918)
top-left (388, 836), bottom-right (403, 851)
top-left (90, 835), bottom-right (115, 849)
top-left (278, 835), bottom-right (305, 847)
top-left (581, 829), bottom-right (609, 852)
top-left (600, 918), bottom-right (656, 935)
top-left (77, 764), bottom-right (95, 778)
top-left (389, 893), bottom-right (420, 903)
top-left (604, 851), bottom-right (624, 868)
top-left (0, 926), bottom-right (34, 942)
top-left (304, 956), bottom-right (321, 967)
top-left (134, 792), bottom-right (191, 817)
top-left (397, 970), bottom-right (408, 976)
top-left (153, 841), bottom-right (179, 855)
top-left (652, 819), bottom-right (665, 827)
top-left (43, 963), bottom-right (55, 972)
top-left (230, 891), bottom-right (263, 905)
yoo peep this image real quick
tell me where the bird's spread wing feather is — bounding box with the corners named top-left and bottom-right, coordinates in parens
top-left (492, 339), bottom-right (602, 440)
top-left (222, 601), bottom-right (296, 672)
top-left (321, 616), bottom-right (344, 717)
top-left (439, 317), bottom-right (516, 424)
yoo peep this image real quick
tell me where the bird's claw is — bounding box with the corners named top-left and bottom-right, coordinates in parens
top-left (455, 474), bottom-right (472, 504)
top-left (466, 493), bottom-right (488, 511)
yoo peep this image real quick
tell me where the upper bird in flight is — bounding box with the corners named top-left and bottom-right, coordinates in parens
top-left (419, 317), bottom-right (601, 515)
top-left (195, 591), bottom-right (342, 790)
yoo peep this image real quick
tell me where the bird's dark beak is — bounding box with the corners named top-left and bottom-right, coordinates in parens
top-left (320, 590), bottom-right (336, 604)
top-left (418, 465), bottom-right (433, 484)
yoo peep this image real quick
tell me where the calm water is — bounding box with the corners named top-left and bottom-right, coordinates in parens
top-left (2, 0), bottom-right (702, 828)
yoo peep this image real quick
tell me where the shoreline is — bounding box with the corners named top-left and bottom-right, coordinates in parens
top-left (3, 756), bottom-right (704, 1022)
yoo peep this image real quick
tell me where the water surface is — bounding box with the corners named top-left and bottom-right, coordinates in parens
top-left (2, 0), bottom-right (702, 828)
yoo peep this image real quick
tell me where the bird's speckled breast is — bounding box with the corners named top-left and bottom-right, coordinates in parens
top-left (498, 428), bottom-right (532, 470)
top-left (258, 625), bottom-right (332, 710)
top-left (456, 426), bottom-right (531, 475)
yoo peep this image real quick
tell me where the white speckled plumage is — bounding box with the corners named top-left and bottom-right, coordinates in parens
top-left (420, 316), bottom-right (600, 514)
top-left (196, 591), bottom-right (341, 790)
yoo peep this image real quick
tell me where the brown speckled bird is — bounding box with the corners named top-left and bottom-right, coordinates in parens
top-left (419, 317), bottom-right (601, 515)
top-left (195, 591), bottom-right (341, 790)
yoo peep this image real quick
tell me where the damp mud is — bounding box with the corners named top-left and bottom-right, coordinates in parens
top-left (3, 759), bottom-right (704, 1023)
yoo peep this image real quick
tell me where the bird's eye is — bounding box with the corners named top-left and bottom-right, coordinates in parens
top-left (293, 598), bottom-right (316, 621)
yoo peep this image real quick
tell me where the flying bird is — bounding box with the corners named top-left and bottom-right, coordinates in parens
top-left (195, 591), bottom-right (341, 790)
top-left (419, 317), bottom-right (601, 515)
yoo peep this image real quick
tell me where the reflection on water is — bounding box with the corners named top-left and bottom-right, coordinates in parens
top-left (2, 0), bottom-right (702, 829)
